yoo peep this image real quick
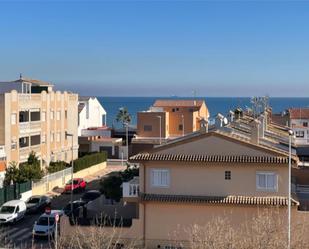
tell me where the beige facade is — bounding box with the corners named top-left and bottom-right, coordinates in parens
top-left (136, 100), bottom-right (209, 140)
top-left (118, 130), bottom-right (302, 248)
top-left (0, 77), bottom-right (78, 168)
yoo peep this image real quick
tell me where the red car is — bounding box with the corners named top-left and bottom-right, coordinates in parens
top-left (64, 178), bottom-right (86, 193)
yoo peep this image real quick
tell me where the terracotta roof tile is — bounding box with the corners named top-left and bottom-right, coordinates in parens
top-left (130, 153), bottom-right (292, 164)
top-left (289, 108), bottom-right (309, 120)
top-left (140, 193), bottom-right (299, 206)
top-left (153, 99), bottom-right (204, 108)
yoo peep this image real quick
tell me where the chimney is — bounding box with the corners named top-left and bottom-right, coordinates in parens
top-left (228, 110), bottom-right (234, 122)
top-left (215, 113), bottom-right (224, 128)
top-left (200, 119), bottom-right (209, 133)
top-left (250, 119), bottom-right (261, 144)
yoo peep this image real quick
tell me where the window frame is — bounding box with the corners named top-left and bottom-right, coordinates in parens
top-left (225, 170), bottom-right (231, 180)
top-left (256, 171), bottom-right (278, 192)
top-left (143, 125), bottom-right (152, 132)
top-left (150, 168), bottom-right (170, 188)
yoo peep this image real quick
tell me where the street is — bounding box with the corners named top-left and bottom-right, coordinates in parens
top-left (0, 163), bottom-right (126, 249)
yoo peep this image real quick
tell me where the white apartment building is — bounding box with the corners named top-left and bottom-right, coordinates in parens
top-left (288, 108), bottom-right (309, 145)
top-left (0, 76), bottom-right (78, 169)
top-left (78, 96), bottom-right (106, 136)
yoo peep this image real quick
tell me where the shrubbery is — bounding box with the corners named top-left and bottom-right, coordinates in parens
top-left (73, 152), bottom-right (107, 173)
top-left (47, 161), bottom-right (70, 174)
top-left (100, 163), bottom-right (139, 202)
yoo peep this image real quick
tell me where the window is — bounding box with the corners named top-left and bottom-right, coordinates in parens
top-left (178, 124), bottom-right (183, 131)
top-left (144, 125), bottom-right (152, 132)
top-left (56, 132), bottom-right (61, 142)
top-left (151, 169), bottom-right (170, 187)
top-left (11, 113), bottom-right (16, 125)
top-left (295, 130), bottom-right (305, 138)
top-left (225, 171), bottom-right (231, 180)
top-left (303, 122), bottom-right (308, 127)
top-left (50, 111), bottom-right (54, 120)
top-left (256, 172), bottom-right (277, 191)
top-left (172, 108), bottom-right (175, 112)
top-left (41, 112), bottom-right (46, 122)
top-left (56, 111), bottom-right (60, 120)
top-left (65, 110), bottom-right (68, 119)
top-left (51, 132), bottom-right (54, 142)
top-left (11, 142), bottom-right (17, 150)
top-left (41, 134), bottom-right (46, 144)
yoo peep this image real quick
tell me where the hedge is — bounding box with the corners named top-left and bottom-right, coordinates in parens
top-left (73, 152), bottom-right (107, 173)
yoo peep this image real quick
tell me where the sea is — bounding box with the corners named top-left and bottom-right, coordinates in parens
top-left (97, 97), bottom-right (309, 128)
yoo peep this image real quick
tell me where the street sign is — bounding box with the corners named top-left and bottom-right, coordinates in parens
top-left (55, 213), bottom-right (59, 222)
top-left (45, 207), bottom-right (51, 215)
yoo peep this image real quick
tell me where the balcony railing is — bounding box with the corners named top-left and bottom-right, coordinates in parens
top-left (19, 145), bottom-right (41, 161)
top-left (122, 177), bottom-right (139, 198)
top-left (19, 121), bottom-right (41, 134)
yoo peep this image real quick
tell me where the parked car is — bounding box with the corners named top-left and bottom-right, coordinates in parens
top-left (64, 178), bottom-right (87, 193)
top-left (33, 210), bottom-right (64, 239)
top-left (62, 200), bottom-right (87, 217)
top-left (81, 190), bottom-right (101, 203)
top-left (0, 200), bottom-right (27, 224)
top-left (26, 195), bottom-right (51, 214)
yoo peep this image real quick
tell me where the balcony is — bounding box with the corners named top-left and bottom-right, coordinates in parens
top-left (19, 145), bottom-right (41, 161)
top-left (122, 177), bottom-right (139, 198)
top-left (19, 121), bottom-right (41, 134)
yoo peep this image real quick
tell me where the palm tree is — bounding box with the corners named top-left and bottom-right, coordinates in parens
top-left (116, 107), bottom-right (131, 127)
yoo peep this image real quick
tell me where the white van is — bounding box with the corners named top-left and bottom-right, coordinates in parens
top-left (0, 200), bottom-right (27, 224)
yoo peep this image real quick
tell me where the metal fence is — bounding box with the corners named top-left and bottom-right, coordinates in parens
top-left (0, 181), bottom-right (32, 206)
top-left (32, 167), bottom-right (72, 192)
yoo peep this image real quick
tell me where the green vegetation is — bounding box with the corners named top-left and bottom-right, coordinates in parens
top-left (73, 152), bottom-right (107, 173)
top-left (116, 107), bottom-right (131, 127)
top-left (100, 164), bottom-right (139, 202)
top-left (3, 152), bottom-right (43, 186)
top-left (47, 161), bottom-right (70, 173)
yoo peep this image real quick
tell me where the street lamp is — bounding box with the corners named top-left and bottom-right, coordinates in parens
top-left (288, 129), bottom-right (294, 249)
top-left (156, 116), bottom-right (162, 145)
top-left (181, 114), bottom-right (184, 136)
top-left (65, 131), bottom-right (74, 214)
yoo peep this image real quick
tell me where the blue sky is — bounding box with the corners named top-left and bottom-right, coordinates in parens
top-left (0, 0), bottom-right (308, 97)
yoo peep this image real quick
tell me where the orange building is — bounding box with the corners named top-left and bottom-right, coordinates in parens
top-left (132, 99), bottom-right (209, 154)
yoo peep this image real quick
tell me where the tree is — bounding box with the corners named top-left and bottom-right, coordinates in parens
top-left (99, 164), bottom-right (139, 202)
top-left (100, 175), bottom-right (123, 203)
top-left (19, 151), bottom-right (43, 181)
top-left (116, 107), bottom-right (131, 127)
top-left (3, 161), bottom-right (20, 186)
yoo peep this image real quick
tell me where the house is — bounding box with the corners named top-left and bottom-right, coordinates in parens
top-left (132, 99), bottom-right (209, 155)
top-left (0, 76), bottom-right (78, 167)
top-left (117, 126), bottom-right (301, 248)
top-left (78, 126), bottom-right (123, 158)
top-left (78, 96), bottom-right (106, 136)
top-left (287, 108), bottom-right (309, 146)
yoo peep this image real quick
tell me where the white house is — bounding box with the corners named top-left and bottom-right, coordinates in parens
top-left (288, 108), bottom-right (309, 145)
top-left (78, 97), bottom-right (107, 136)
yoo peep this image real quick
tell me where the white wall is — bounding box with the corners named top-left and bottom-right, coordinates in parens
top-left (291, 118), bottom-right (309, 145)
top-left (78, 97), bottom-right (107, 136)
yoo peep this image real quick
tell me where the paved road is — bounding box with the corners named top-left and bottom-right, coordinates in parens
top-left (0, 164), bottom-right (126, 249)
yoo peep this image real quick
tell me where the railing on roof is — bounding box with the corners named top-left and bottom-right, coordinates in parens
top-left (123, 177), bottom-right (139, 198)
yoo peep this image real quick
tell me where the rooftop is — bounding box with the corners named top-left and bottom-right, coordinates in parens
top-left (153, 99), bottom-right (204, 108)
top-left (288, 108), bottom-right (309, 120)
top-left (141, 193), bottom-right (299, 207)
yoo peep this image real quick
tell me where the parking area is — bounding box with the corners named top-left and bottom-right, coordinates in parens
top-left (0, 163), bottom-right (126, 249)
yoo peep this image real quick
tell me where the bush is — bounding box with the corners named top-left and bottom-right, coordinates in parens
top-left (47, 161), bottom-right (70, 174)
top-left (73, 152), bottom-right (107, 173)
